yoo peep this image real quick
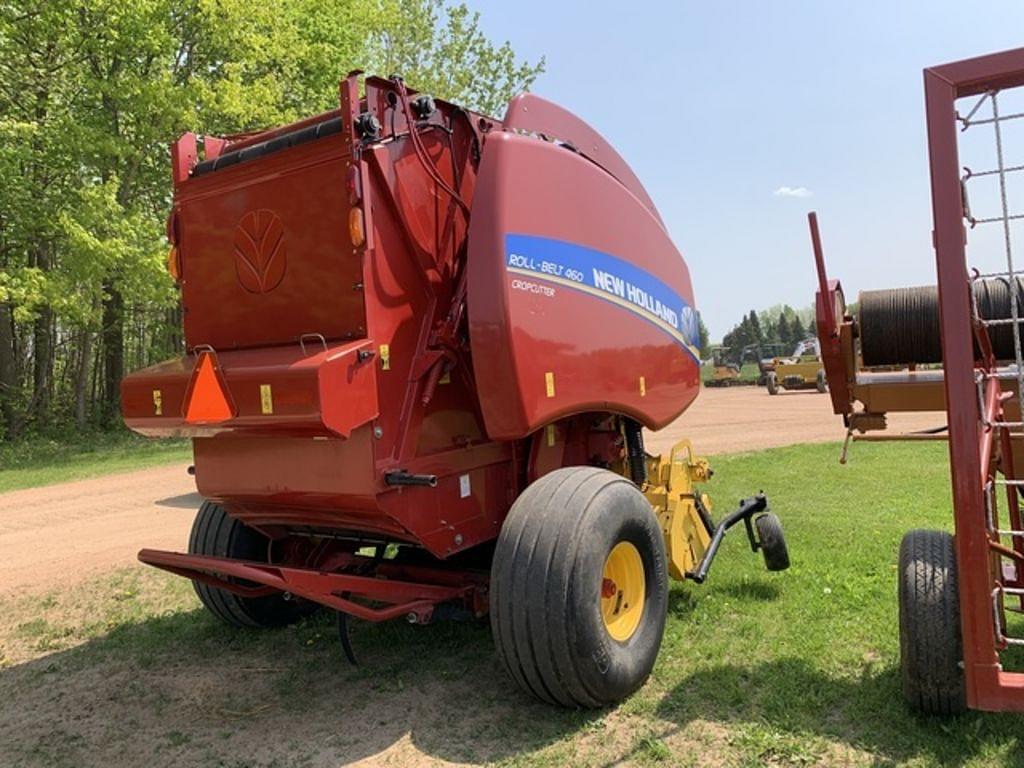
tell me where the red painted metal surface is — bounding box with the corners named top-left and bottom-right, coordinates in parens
top-left (501, 93), bottom-right (665, 227)
top-left (807, 213), bottom-right (851, 417)
top-left (178, 137), bottom-right (365, 350)
top-left (924, 46), bottom-right (1024, 712)
top-left (138, 549), bottom-right (485, 623)
top-left (467, 131), bottom-right (700, 439)
top-left (122, 339), bottom-right (378, 438)
top-left (121, 73), bottom-right (701, 616)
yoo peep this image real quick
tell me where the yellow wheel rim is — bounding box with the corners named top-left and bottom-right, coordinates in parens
top-left (601, 541), bottom-right (646, 642)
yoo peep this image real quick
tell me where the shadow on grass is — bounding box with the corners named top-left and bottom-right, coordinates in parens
top-left (656, 657), bottom-right (1023, 766)
top-left (0, 608), bottom-right (596, 767)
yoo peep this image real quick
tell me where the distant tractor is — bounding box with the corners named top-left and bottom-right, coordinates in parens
top-left (704, 346), bottom-right (742, 387)
top-left (765, 338), bottom-right (826, 395)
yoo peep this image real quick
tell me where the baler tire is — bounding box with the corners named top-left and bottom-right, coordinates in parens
top-left (188, 501), bottom-right (313, 629)
top-left (767, 372), bottom-right (779, 395)
top-left (816, 370), bottom-right (828, 394)
top-left (490, 467), bottom-right (668, 709)
top-left (754, 513), bottom-right (789, 572)
top-left (898, 529), bottom-right (966, 715)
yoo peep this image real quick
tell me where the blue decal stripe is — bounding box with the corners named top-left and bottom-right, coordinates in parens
top-left (506, 266), bottom-right (701, 360)
top-left (504, 234), bottom-right (701, 360)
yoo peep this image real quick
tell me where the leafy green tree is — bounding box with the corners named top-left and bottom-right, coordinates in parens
top-left (369, 0), bottom-right (545, 116)
top-left (790, 315), bottom-right (806, 346)
top-left (746, 309), bottom-right (762, 344)
top-left (697, 315), bottom-right (710, 356)
top-left (0, 0), bottom-right (542, 439)
top-left (776, 313), bottom-right (791, 349)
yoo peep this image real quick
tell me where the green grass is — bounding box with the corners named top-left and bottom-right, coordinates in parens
top-left (2, 441), bottom-right (1023, 767)
top-left (0, 431), bottom-right (191, 492)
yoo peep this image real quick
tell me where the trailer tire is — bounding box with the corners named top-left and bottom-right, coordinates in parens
top-left (816, 370), bottom-right (828, 393)
top-left (767, 372), bottom-right (779, 395)
top-left (189, 501), bottom-right (312, 629)
top-left (490, 467), bottom-right (668, 708)
top-left (755, 513), bottom-right (790, 571)
top-left (898, 529), bottom-right (966, 715)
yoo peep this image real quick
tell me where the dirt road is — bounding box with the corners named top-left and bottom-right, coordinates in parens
top-left (0, 387), bottom-right (942, 595)
top-left (644, 386), bottom-right (943, 456)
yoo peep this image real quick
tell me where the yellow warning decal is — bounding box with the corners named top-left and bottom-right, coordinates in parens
top-left (379, 344), bottom-right (391, 371)
top-left (260, 384), bottom-right (274, 415)
top-left (152, 390), bottom-right (162, 416)
top-left (639, 376), bottom-right (647, 397)
top-left (545, 371), bottom-right (555, 398)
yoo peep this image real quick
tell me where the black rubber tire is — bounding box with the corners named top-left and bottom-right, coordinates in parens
top-left (755, 513), bottom-right (790, 571)
top-left (816, 369), bottom-right (828, 394)
top-left (188, 500), bottom-right (312, 629)
top-left (898, 529), bottom-right (966, 714)
top-left (490, 467), bottom-right (669, 708)
top-left (767, 372), bottom-right (779, 395)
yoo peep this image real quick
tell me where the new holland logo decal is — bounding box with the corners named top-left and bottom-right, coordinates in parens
top-left (233, 209), bottom-right (287, 294)
top-left (504, 234), bottom-right (701, 361)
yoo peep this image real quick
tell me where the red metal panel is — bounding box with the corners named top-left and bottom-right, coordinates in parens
top-left (176, 137), bottom-right (365, 350)
top-left (194, 432), bottom-right (380, 516)
top-left (467, 131), bottom-right (700, 439)
top-left (502, 94), bottom-right (664, 227)
top-left (122, 339), bottom-right (378, 438)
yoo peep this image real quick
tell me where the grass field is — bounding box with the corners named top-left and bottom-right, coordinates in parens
top-left (0, 431), bottom-right (191, 493)
top-left (2, 441), bottom-right (1023, 767)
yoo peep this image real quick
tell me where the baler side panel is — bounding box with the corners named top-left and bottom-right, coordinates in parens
top-left (468, 132), bottom-right (701, 440)
top-left (502, 94), bottom-right (665, 228)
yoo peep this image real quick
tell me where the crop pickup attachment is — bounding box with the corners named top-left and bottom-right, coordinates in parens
top-left (645, 440), bottom-right (788, 583)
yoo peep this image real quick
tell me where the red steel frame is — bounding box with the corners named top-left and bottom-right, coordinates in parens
top-left (925, 48), bottom-right (1024, 711)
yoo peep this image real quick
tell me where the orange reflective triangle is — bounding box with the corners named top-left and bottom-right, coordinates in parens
top-left (185, 351), bottom-right (234, 423)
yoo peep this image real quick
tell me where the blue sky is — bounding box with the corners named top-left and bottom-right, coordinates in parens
top-left (468, 1), bottom-right (1024, 339)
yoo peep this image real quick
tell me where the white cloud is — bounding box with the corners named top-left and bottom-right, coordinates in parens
top-left (773, 186), bottom-right (813, 198)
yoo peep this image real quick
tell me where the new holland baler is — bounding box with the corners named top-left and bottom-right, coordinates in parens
top-left (122, 73), bottom-right (788, 707)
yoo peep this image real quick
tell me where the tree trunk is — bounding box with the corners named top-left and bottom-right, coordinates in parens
top-left (32, 303), bottom-right (53, 427)
top-left (0, 301), bottom-right (16, 440)
top-left (101, 281), bottom-right (124, 426)
top-left (74, 327), bottom-right (94, 429)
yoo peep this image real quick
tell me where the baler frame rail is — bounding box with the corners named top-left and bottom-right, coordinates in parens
top-left (138, 549), bottom-right (484, 624)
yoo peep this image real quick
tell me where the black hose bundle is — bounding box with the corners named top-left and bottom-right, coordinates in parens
top-left (860, 286), bottom-right (942, 366)
top-left (859, 277), bottom-right (1024, 366)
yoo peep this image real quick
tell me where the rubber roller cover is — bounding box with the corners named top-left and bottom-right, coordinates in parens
top-left (859, 278), bottom-right (1024, 366)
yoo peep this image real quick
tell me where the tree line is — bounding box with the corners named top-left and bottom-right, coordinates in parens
top-left (0, 0), bottom-right (543, 441)
top-left (719, 305), bottom-right (815, 358)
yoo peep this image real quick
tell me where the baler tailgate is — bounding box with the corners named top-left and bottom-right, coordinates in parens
top-left (175, 129), bottom-right (365, 351)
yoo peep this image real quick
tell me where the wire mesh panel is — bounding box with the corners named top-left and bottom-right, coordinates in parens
top-left (959, 89), bottom-right (1024, 652)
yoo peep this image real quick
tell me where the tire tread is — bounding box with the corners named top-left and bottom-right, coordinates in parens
top-left (898, 529), bottom-right (966, 715)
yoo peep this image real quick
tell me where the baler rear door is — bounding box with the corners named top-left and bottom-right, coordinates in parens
top-left (174, 124), bottom-right (364, 350)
